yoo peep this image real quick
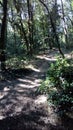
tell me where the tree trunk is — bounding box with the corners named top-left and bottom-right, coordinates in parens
top-left (27, 0), bottom-right (34, 55)
top-left (61, 0), bottom-right (68, 49)
top-left (12, 0), bottom-right (30, 54)
top-left (39, 0), bottom-right (64, 58)
top-left (0, 0), bottom-right (7, 70)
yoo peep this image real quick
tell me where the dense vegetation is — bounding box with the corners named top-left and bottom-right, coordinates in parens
top-left (0, 0), bottom-right (73, 116)
top-left (39, 58), bottom-right (73, 114)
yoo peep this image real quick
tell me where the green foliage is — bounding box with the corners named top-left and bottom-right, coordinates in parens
top-left (6, 56), bottom-right (25, 69)
top-left (39, 58), bottom-right (73, 114)
top-left (6, 31), bottom-right (26, 57)
top-left (47, 58), bottom-right (69, 88)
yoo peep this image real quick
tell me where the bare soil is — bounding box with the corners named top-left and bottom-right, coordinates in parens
top-left (0, 49), bottom-right (73, 130)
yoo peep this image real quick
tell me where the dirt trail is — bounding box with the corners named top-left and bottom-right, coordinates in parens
top-left (0, 49), bottom-right (73, 130)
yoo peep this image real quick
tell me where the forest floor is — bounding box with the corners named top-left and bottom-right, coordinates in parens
top-left (0, 48), bottom-right (73, 130)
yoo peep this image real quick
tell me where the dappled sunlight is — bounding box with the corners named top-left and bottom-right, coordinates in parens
top-left (25, 64), bottom-right (40, 72)
top-left (0, 51), bottom-right (57, 121)
top-left (0, 51), bottom-right (73, 130)
top-left (34, 95), bottom-right (47, 105)
top-left (3, 87), bottom-right (10, 92)
top-left (0, 86), bottom-right (10, 100)
top-left (0, 0), bottom-right (73, 127)
top-left (0, 74), bottom-right (43, 119)
top-left (36, 54), bottom-right (57, 61)
top-left (18, 78), bottom-right (42, 86)
top-left (65, 53), bottom-right (73, 59)
top-left (17, 78), bottom-right (42, 89)
top-left (36, 49), bottom-right (60, 62)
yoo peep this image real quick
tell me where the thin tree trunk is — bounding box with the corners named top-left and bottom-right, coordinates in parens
top-left (11, 7), bottom-right (17, 54)
top-left (27, 0), bottom-right (34, 55)
top-left (61, 0), bottom-right (68, 49)
top-left (0, 0), bottom-right (7, 70)
top-left (39, 0), bottom-right (64, 58)
top-left (13, 0), bottom-right (30, 54)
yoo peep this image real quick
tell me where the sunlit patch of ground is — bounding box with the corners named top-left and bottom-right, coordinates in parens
top-left (17, 78), bottom-right (42, 88)
top-left (36, 54), bottom-right (57, 61)
top-left (34, 95), bottom-right (47, 105)
top-left (25, 64), bottom-right (40, 72)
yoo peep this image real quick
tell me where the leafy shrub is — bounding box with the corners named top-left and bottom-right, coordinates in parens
top-left (39, 58), bottom-right (73, 114)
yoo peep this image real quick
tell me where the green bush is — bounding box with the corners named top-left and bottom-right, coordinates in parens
top-left (39, 58), bottom-right (73, 114)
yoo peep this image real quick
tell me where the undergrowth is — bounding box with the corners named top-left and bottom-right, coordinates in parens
top-left (39, 57), bottom-right (73, 114)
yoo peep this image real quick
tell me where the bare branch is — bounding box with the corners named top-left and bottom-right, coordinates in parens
top-left (39, 0), bottom-right (49, 14)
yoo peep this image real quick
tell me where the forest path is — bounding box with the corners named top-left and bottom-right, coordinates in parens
top-left (0, 49), bottom-right (73, 130)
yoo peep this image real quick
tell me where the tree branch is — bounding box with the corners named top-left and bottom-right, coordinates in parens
top-left (39, 0), bottom-right (49, 14)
